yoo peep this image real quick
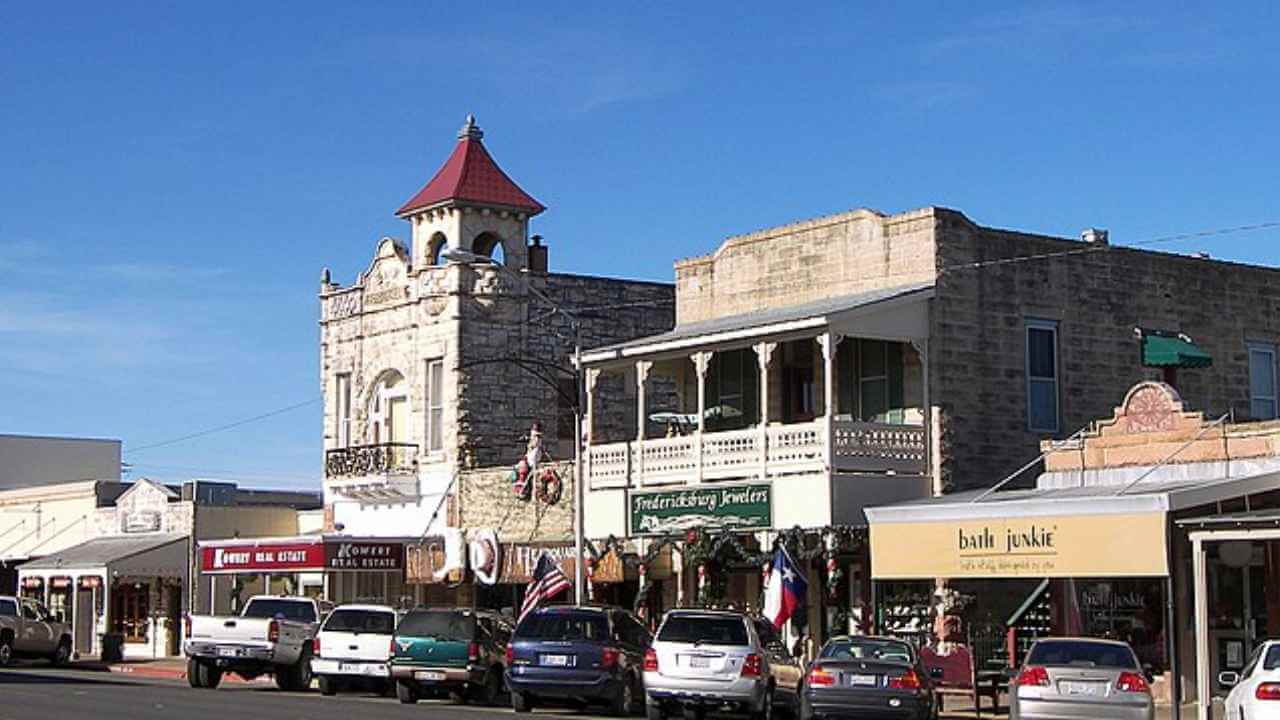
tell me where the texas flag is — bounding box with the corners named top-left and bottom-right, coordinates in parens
top-left (762, 547), bottom-right (808, 630)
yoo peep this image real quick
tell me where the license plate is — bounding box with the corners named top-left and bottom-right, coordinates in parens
top-left (415, 670), bottom-right (446, 681)
top-left (217, 647), bottom-right (239, 657)
top-left (541, 654), bottom-right (570, 667)
top-left (1060, 681), bottom-right (1103, 696)
top-left (848, 674), bottom-right (878, 687)
top-left (690, 656), bottom-right (711, 668)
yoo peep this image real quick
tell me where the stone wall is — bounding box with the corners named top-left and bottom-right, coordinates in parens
top-left (931, 209), bottom-right (1280, 491)
top-left (457, 460), bottom-right (574, 543)
top-left (674, 208), bottom-right (938, 324)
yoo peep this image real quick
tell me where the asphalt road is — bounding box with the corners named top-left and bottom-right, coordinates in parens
top-left (0, 666), bottom-right (617, 720)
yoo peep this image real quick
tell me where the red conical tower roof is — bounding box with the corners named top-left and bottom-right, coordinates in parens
top-left (396, 116), bottom-right (545, 217)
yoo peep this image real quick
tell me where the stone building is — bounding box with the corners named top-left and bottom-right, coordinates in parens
top-left (316, 117), bottom-right (674, 603)
top-left (577, 205), bottom-right (1280, 639)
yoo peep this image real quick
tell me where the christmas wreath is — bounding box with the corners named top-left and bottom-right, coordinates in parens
top-left (536, 468), bottom-right (563, 504)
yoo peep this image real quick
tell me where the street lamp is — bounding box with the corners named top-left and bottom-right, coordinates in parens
top-left (441, 245), bottom-right (588, 604)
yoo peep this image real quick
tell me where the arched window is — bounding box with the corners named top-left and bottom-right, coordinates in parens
top-left (426, 232), bottom-right (447, 266)
top-left (368, 370), bottom-right (409, 445)
top-left (473, 232), bottom-right (506, 266)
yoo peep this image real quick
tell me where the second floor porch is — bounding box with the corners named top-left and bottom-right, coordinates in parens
top-left (580, 283), bottom-right (936, 490)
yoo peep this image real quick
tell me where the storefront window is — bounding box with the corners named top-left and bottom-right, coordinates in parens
top-left (1063, 579), bottom-right (1167, 671)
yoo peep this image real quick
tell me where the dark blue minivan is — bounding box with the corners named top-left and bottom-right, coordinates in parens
top-left (505, 605), bottom-right (650, 716)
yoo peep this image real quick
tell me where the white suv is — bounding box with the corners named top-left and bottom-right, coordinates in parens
top-left (644, 610), bottom-right (803, 720)
top-left (310, 604), bottom-right (398, 695)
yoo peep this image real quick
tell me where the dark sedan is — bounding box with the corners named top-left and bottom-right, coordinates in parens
top-left (800, 636), bottom-right (936, 720)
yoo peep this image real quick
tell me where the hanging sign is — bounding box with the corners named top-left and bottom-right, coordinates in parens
top-left (630, 483), bottom-right (772, 536)
top-left (324, 541), bottom-right (403, 571)
top-left (469, 529), bottom-right (501, 585)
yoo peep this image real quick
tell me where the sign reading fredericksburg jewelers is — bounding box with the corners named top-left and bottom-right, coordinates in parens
top-left (630, 483), bottom-right (771, 536)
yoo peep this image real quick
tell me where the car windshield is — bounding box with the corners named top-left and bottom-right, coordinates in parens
top-left (821, 638), bottom-right (914, 664)
top-left (324, 609), bottom-right (395, 634)
top-left (242, 599), bottom-right (316, 623)
top-left (1026, 641), bottom-right (1138, 669)
top-left (657, 615), bottom-right (749, 646)
top-left (516, 612), bottom-right (609, 642)
top-left (397, 611), bottom-right (475, 641)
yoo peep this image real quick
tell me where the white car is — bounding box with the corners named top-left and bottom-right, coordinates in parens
top-left (310, 604), bottom-right (398, 696)
top-left (1223, 640), bottom-right (1280, 719)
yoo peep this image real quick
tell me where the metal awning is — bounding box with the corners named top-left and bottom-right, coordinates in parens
top-left (580, 283), bottom-right (933, 365)
top-left (18, 534), bottom-right (185, 577)
top-left (1142, 334), bottom-right (1212, 369)
top-left (1177, 508), bottom-right (1280, 530)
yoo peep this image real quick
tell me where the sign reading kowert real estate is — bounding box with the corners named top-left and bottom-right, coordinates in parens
top-left (630, 483), bottom-right (771, 536)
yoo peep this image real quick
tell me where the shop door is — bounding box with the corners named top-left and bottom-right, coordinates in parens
top-left (74, 589), bottom-right (94, 654)
top-left (112, 583), bottom-right (150, 644)
top-left (1209, 542), bottom-right (1266, 695)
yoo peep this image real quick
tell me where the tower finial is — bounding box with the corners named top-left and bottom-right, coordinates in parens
top-left (458, 114), bottom-right (484, 140)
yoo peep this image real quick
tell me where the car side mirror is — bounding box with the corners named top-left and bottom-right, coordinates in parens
top-left (1219, 671), bottom-right (1240, 687)
top-left (928, 666), bottom-right (945, 680)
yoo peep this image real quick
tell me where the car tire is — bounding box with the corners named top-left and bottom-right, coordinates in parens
top-left (798, 695), bottom-right (814, 720)
top-left (0, 634), bottom-right (12, 668)
top-left (318, 676), bottom-right (338, 696)
top-left (449, 688), bottom-right (470, 705)
top-left (50, 638), bottom-right (71, 666)
top-left (397, 680), bottom-right (419, 704)
top-left (751, 686), bottom-right (774, 720)
top-left (610, 673), bottom-right (638, 716)
top-left (646, 699), bottom-right (665, 720)
top-left (473, 666), bottom-right (502, 706)
top-left (187, 658), bottom-right (204, 688)
top-left (682, 706), bottom-right (705, 720)
top-left (512, 690), bottom-right (534, 713)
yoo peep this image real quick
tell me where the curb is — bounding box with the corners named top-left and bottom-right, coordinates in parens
top-left (100, 663), bottom-right (273, 684)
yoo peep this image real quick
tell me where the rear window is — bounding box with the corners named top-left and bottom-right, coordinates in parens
top-left (242, 599), bottom-right (316, 623)
top-left (398, 610), bottom-right (475, 641)
top-left (324, 609), bottom-right (395, 634)
top-left (1027, 641), bottom-right (1138, 669)
top-left (658, 615), bottom-right (749, 646)
top-left (821, 638), bottom-right (913, 663)
top-left (0, 599), bottom-right (16, 617)
top-left (1265, 645), bottom-right (1280, 671)
top-left (516, 612), bottom-right (609, 642)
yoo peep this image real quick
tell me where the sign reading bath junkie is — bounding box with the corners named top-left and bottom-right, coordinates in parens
top-left (869, 512), bottom-right (1169, 580)
top-left (630, 483), bottom-right (771, 536)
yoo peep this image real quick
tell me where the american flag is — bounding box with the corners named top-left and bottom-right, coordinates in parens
top-left (519, 552), bottom-right (571, 622)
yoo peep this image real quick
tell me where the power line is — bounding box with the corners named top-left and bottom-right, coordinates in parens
top-left (124, 398), bottom-right (320, 455)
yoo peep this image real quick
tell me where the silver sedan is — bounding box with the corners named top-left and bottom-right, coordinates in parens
top-left (1010, 638), bottom-right (1154, 720)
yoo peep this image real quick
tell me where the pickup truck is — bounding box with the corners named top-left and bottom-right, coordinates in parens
top-left (0, 596), bottom-right (73, 666)
top-left (184, 595), bottom-right (331, 690)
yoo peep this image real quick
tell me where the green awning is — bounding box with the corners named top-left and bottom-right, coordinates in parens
top-left (1142, 335), bottom-right (1212, 368)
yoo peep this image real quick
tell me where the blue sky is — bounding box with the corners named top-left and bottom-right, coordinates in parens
top-left (1, 2), bottom-right (1277, 489)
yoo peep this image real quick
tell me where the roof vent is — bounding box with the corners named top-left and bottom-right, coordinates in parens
top-left (1081, 228), bottom-right (1109, 245)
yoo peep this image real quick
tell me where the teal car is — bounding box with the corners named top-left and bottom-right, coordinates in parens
top-left (390, 608), bottom-right (512, 705)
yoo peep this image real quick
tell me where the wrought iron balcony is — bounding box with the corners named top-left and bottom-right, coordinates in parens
top-left (325, 442), bottom-right (418, 479)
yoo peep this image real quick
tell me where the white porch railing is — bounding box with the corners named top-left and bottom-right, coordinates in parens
top-left (586, 420), bottom-right (925, 489)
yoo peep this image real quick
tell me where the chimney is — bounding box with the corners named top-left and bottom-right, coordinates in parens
top-left (1081, 228), bottom-right (1109, 245)
top-left (527, 234), bottom-right (548, 274)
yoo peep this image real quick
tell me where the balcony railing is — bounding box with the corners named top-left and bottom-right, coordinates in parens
top-left (325, 442), bottom-right (418, 479)
top-left (586, 420), bottom-right (925, 489)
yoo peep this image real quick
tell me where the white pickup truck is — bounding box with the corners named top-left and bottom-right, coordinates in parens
top-left (184, 595), bottom-right (331, 690)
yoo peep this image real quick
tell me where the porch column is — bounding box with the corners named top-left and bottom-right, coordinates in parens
top-left (754, 342), bottom-right (777, 481)
top-left (817, 332), bottom-right (838, 473)
top-left (1192, 534), bottom-right (1209, 720)
top-left (912, 339), bottom-right (938, 496)
top-left (585, 368), bottom-right (601, 486)
top-left (694, 352), bottom-right (712, 484)
top-left (636, 361), bottom-right (653, 487)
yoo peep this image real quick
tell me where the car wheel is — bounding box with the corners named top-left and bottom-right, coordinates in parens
top-left (473, 667), bottom-right (502, 706)
top-left (798, 695), bottom-right (814, 720)
top-left (187, 658), bottom-right (204, 688)
top-left (318, 676), bottom-right (338, 696)
top-left (449, 688), bottom-right (470, 705)
top-left (610, 673), bottom-right (636, 716)
top-left (397, 680), bottom-right (419, 704)
top-left (751, 686), bottom-right (774, 720)
top-left (512, 690), bottom-right (534, 713)
top-left (647, 699), bottom-right (665, 720)
top-left (50, 638), bottom-right (71, 666)
top-left (682, 706), bottom-right (705, 720)
top-left (200, 662), bottom-right (223, 690)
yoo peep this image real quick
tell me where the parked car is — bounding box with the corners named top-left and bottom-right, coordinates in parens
top-left (310, 604), bottom-right (398, 696)
top-left (506, 605), bottom-right (650, 715)
top-left (0, 596), bottom-right (73, 666)
top-left (798, 635), bottom-right (935, 720)
top-left (1010, 637), bottom-right (1154, 720)
top-left (184, 595), bottom-right (331, 690)
top-left (1221, 639), bottom-right (1280, 720)
top-left (644, 609), bottom-right (803, 720)
top-left (391, 607), bottom-right (511, 705)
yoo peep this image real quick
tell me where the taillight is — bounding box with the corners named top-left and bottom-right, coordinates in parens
top-left (505, 645), bottom-right (514, 665)
top-left (1016, 666), bottom-right (1050, 687)
top-left (741, 653), bottom-right (763, 678)
top-left (601, 647), bottom-right (620, 669)
top-left (1257, 683), bottom-right (1280, 701)
top-left (312, 637), bottom-right (321, 657)
top-left (643, 648), bottom-right (658, 672)
top-left (806, 665), bottom-right (835, 686)
top-left (1116, 671), bottom-right (1149, 694)
top-left (391, 637), bottom-right (398, 656)
top-left (468, 642), bottom-right (480, 663)
top-left (267, 620), bottom-right (280, 643)
top-left (889, 669), bottom-right (922, 690)
top-left (184, 615), bottom-right (192, 638)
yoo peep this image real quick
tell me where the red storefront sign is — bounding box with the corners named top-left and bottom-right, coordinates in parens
top-left (49, 577), bottom-right (73, 590)
top-left (21, 577), bottom-right (43, 589)
top-left (200, 542), bottom-right (325, 574)
top-left (79, 576), bottom-right (103, 590)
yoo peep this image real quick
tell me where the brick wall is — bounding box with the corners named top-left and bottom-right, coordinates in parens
top-left (932, 209), bottom-right (1280, 491)
top-left (457, 460), bottom-right (575, 542)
